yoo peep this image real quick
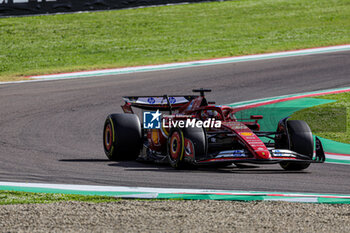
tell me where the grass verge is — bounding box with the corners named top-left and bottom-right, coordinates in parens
top-left (291, 92), bottom-right (350, 144)
top-left (0, 0), bottom-right (350, 81)
top-left (0, 190), bottom-right (121, 205)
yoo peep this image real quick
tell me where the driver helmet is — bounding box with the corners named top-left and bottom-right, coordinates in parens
top-left (201, 110), bottom-right (220, 120)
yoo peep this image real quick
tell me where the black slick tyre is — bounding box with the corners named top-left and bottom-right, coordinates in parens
top-left (103, 114), bottom-right (142, 161)
top-left (280, 120), bottom-right (313, 171)
top-left (182, 127), bottom-right (207, 160)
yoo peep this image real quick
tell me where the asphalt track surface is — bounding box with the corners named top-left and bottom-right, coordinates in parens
top-left (1, 51), bottom-right (350, 194)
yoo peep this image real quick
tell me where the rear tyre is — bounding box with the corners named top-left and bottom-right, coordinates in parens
top-left (280, 120), bottom-right (313, 171)
top-left (103, 114), bottom-right (142, 161)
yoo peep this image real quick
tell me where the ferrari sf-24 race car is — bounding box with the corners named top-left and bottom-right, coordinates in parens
top-left (103, 89), bottom-right (325, 170)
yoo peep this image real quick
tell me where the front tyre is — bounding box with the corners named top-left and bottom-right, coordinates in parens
top-left (280, 120), bottom-right (313, 171)
top-left (167, 127), bottom-right (207, 169)
top-left (103, 114), bottom-right (142, 161)
top-left (167, 128), bottom-right (186, 169)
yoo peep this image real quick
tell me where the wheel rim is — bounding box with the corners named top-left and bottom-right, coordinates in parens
top-left (105, 123), bottom-right (112, 151)
top-left (170, 132), bottom-right (181, 160)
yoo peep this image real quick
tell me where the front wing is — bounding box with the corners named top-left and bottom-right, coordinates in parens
top-left (196, 137), bottom-right (326, 165)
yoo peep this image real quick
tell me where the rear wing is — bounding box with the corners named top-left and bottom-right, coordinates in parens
top-left (122, 95), bottom-right (198, 111)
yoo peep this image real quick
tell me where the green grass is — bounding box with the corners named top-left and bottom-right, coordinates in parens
top-left (0, 190), bottom-right (122, 205)
top-left (0, 0), bottom-right (349, 81)
top-left (291, 92), bottom-right (350, 144)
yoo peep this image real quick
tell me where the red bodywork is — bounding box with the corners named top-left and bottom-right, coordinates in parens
top-left (177, 96), bottom-right (269, 161)
top-left (122, 94), bottom-right (272, 163)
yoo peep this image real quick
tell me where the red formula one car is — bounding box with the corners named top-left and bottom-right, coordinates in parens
top-left (103, 89), bottom-right (325, 170)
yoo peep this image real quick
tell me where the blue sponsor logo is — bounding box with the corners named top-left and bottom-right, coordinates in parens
top-left (217, 150), bottom-right (246, 158)
top-left (143, 110), bottom-right (162, 129)
top-left (147, 97), bottom-right (155, 104)
top-left (169, 97), bottom-right (176, 104)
